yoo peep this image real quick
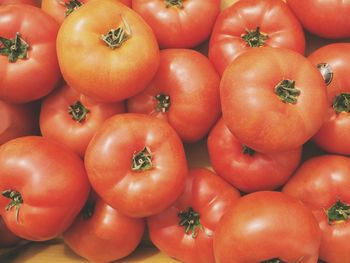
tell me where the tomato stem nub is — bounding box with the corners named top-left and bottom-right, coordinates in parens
top-left (317, 63), bottom-right (333, 86)
top-left (131, 146), bottom-right (153, 171)
top-left (241, 27), bottom-right (268, 47)
top-left (242, 145), bottom-right (256, 156)
top-left (0, 32), bottom-right (28, 63)
top-left (101, 16), bottom-right (132, 49)
top-left (333, 93), bottom-right (350, 114)
top-left (165, 0), bottom-right (183, 8)
top-left (274, 79), bottom-right (300, 104)
top-left (154, 93), bottom-right (171, 112)
top-left (326, 199), bottom-right (350, 225)
top-left (65, 0), bottom-right (83, 17)
top-left (2, 189), bottom-right (23, 222)
top-left (68, 101), bottom-right (90, 123)
top-left (178, 207), bottom-right (204, 238)
top-left (260, 258), bottom-right (286, 263)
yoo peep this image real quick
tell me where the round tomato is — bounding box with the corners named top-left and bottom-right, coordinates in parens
top-left (308, 43), bottom-right (350, 155)
top-left (0, 0), bottom-right (38, 6)
top-left (220, 47), bottom-right (327, 153)
top-left (287, 0), bottom-right (350, 39)
top-left (57, 0), bottom-right (159, 102)
top-left (214, 191), bottom-right (321, 263)
top-left (0, 4), bottom-right (61, 103)
top-left (0, 136), bottom-right (90, 241)
top-left (40, 83), bottom-right (125, 157)
top-left (132, 0), bottom-right (220, 49)
top-left (85, 113), bottom-right (188, 218)
top-left (207, 118), bottom-right (302, 193)
top-left (148, 168), bottom-right (240, 263)
top-left (283, 155), bottom-right (350, 263)
top-left (63, 193), bottom-right (145, 262)
top-left (209, 0), bottom-right (305, 75)
top-left (0, 216), bottom-right (21, 248)
top-left (127, 49), bottom-right (221, 143)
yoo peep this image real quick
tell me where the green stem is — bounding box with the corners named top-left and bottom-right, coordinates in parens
top-left (165, 0), bottom-right (183, 8)
top-left (274, 79), bottom-right (300, 104)
top-left (131, 147), bottom-right (153, 171)
top-left (261, 259), bottom-right (286, 263)
top-left (178, 207), bottom-right (204, 238)
top-left (68, 101), bottom-right (90, 123)
top-left (241, 27), bottom-right (268, 47)
top-left (242, 145), bottom-right (256, 156)
top-left (326, 199), bottom-right (350, 225)
top-left (317, 63), bottom-right (333, 86)
top-left (0, 32), bottom-right (29, 63)
top-left (65, 0), bottom-right (83, 17)
top-left (101, 16), bottom-right (132, 49)
top-left (2, 189), bottom-right (23, 222)
top-left (154, 93), bottom-right (171, 112)
top-left (333, 93), bottom-right (350, 114)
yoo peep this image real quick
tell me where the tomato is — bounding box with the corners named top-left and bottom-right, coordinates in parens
top-left (283, 155), bottom-right (350, 263)
top-left (132, 0), bottom-right (220, 49)
top-left (209, 0), bottom-right (305, 75)
top-left (127, 49), bottom-right (221, 143)
top-left (85, 113), bottom-right (188, 218)
top-left (214, 191), bottom-right (321, 263)
top-left (0, 136), bottom-right (90, 241)
top-left (0, 216), bottom-right (22, 248)
top-left (307, 43), bottom-right (350, 155)
top-left (57, 0), bottom-right (159, 103)
top-left (0, 0), bottom-right (39, 6)
top-left (287, 0), bottom-right (350, 39)
top-left (148, 168), bottom-right (240, 263)
top-left (220, 47), bottom-right (327, 153)
top-left (0, 4), bottom-right (61, 103)
top-left (40, 83), bottom-right (125, 157)
top-left (63, 193), bottom-right (145, 262)
top-left (0, 100), bottom-right (39, 145)
top-left (207, 118), bottom-right (302, 193)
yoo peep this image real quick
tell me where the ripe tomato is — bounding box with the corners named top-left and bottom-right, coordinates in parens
top-left (132, 0), bottom-right (220, 49)
top-left (0, 216), bottom-right (21, 248)
top-left (0, 4), bottom-right (61, 103)
top-left (220, 47), bottom-right (328, 153)
top-left (127, 49), bottom-right (221, 143)
top-left (287, 0), bottom-right (350, 39)
top-left (308, 43), bottom-right (350, 155)
top-left (57, 0), bottom-right (159, 102)
top-left (209, 0), bottom-right (305, 75)
top-left (207, 118), bottom-right (302, 193)
top-left (0, 100), bottom-right (39, 145)
top-left (283, 155), bottom-right (350, 263)
top-left (85, 113), bottom-right (188, 218)
top-left (0, 0), bottom-right (38, 6)
top-left (148, 168), bottom-right (240, 263)
top-left (0, 136), bottom-right (90, 241)
top-left (214, 191), bottom-right (321, 263)
top-left (40, 83), bottom-right (125, 157)
top-left (63, 193), bottom-right (145, 262)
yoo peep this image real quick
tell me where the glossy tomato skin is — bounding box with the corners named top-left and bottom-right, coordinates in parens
top-left (0, 136), bottom-right (90, 241)
top-left (209, 0), bottom-right (305, 75)
top-left (127, 49), bottom-right (221, 143)
top-left (308, 43), bottom-right (350, 155)
top-left (283, 155), bottom-right (350, 263)
top-left (85, 113), bottom-right (188, 218)
top-left (0, 216), bottom-right (22, 248)
top-left (214, 191), bottom-right (321, 263)
top-left (220, 47), bottom-right (327, 153)
top-left (63, 193), bottom-right (145, 263)
top-left (0, 0), bottom-right (38, 6)
top-left (207, 118), bottom-right (302, 193)
top-left (287, 0), bottom-right (350, 39)
top-left (148, 168), bottom-right (240, 263)
top-left (40, 84), bottom-right (125, 157)
top-left (132, 0), bottom-right (220, 49)
top-left (0, 5), bottom-right (61, 103)
top-left (57, 0), bottom-right (159, 103)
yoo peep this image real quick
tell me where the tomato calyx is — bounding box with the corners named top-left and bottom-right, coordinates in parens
top-left (68, 101), bottom-right (90, 123)
top-left (317, 63), bottom-right (333, 86)
top-left (165, 0), bottom-right (183, 8)
top-left (2, 189), bottom-right (23, 222)
top-left (333, 93), bottom-right (350, 114)
top-left (178, 207), bottom-right (204, 238)
top-left (64, 0), bottom-right (83, 17)
top-left (0, 32), bottom-right (29, 63)
top-left (241, 27), bottom-right (268, 48)
top-left (154, 93), bottom-right (171, 112)
top-left (101, 16), bottom-right (132, 49)
top-left (82, 200), bottom-right (95, 220)
top-left (274, 79), bottom-right (300, 104)
top-left (326, 199), bottom-right (350, 225)
top-left (242, 145), bottom-right (256, 156)
top-left (131, 146), bottom-right (153, 171)
top-left (260, 258), bottom-right (286, 263)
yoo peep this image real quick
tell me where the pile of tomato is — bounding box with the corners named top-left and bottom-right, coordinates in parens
top-left (1, 0), bottom-right (350, 262)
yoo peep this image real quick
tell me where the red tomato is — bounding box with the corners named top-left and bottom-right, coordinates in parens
top-left (148, 168), bottom-right (240, 263)
top-left (85, 113), bottom-right (188, 218)
top-left (0, 100), bottom-right (39, 145)
top-left (127, 49), bottom-right (221, 143)
top-left (209, 0), bottom-right (305, 75)
top-left (132, 0), bottom-right (220, 49)
top-left (0, 0), bottom-right (38, 6)
top-left (308, 43), bottom-right (350, 155)
top-left (40, 84), bottom-right (125, 157)
top-left (57, 0), bottom-right (159, 102)
top-left (0, 136), bottom-right (90, 241)
top-left (0, 4), bottom-right (61, 103)
top-left (0, 216), bottom-right (21, 248)
top-left (63, 193), bottom-right (145, 262)
top-left (214, 191), bottom-right (321, 263)
top-left (207, 118), bottom-right (302, 193)
top-left (220, 47), bottom-right (328, 153)
top-left (283, 155), bottom-right (350, 263)
top-left (287, 0), bottom-right (350, 39)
